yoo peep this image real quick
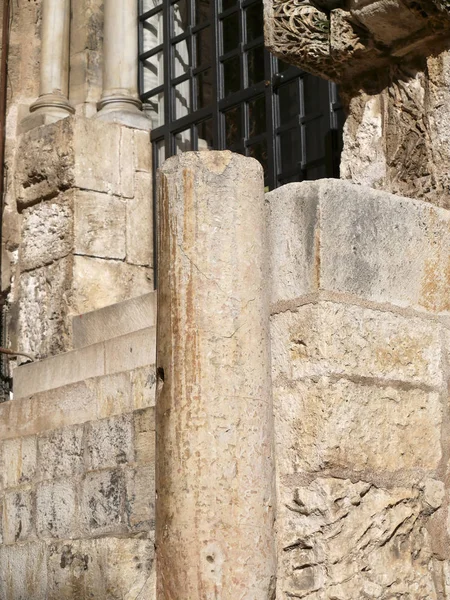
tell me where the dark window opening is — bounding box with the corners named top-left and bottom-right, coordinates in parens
top-left (139, 0), bottom-right (345, 190)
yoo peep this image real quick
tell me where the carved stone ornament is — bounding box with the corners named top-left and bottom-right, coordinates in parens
top-left (264, 0), bottom-right (450, 88)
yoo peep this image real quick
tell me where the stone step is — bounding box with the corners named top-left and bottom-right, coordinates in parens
top-left (1, 361), bottom-right (155, 441)
top-left (13, 326), bottom-right (156, 400)
top-left (72, 291), bottom-right (157, 349)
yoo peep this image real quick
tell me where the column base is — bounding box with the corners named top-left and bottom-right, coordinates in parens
top-left (96, 95), bottom-right (151, 131)
top-left (20, 92), bottom-right (75, 133)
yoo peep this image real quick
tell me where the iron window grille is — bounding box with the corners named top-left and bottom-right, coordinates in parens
top-left (138, 0), bottom-right (345, 190)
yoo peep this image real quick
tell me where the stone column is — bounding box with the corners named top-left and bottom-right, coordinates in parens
top-left (156, 151), bottom-right (276, 599)
top-left (97, 0), bottom-right (150, 129)
top-left (28, 0), bottom-right (74, 122)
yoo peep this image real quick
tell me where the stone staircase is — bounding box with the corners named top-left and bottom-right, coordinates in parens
top-left (0, 292), bottom-right (157, 600)
top-left (14, 291), bottom-right (157, 399)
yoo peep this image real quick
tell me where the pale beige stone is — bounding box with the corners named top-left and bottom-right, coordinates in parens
top-left (72, 291), bottom-right (157, 349)
top-left (130, 365), bottom-right (156, 410)
top-left (85, 414), bottom-right (134, 471)
top-left (0, 542), bottom-right (48, 600)
top-left (134, 128), bottom-right (152, 173)
top-left (17, 257), bottom-right (73, 359)
top-left (157, 151), bottom-right (276, 599)
top-left (38, 426), bottom-right (84, 481)
top-left (15, 117), bottom-right (135, 209)
top-left (274, 377), bottom-right (442, 473)
top-left (73, 255), bottom-right (153, 315)
top-left (36, 481), bottom-right (77, 539)
top-left (267, 180), bottom-right (450, 314)
top-left (3, 488), bottom-right (35, 543)
top-left (21, 196), bottom-right (73, 271)
top-left (2, 435), bottom-right (37, 488)
top-left (74, 191), bottom-right (126, 259)
top-left (47, 537), bottom-right (154, 600)
top-left (81, 470), bottom-right (126, 536)
top-left (271, 301), bottom-right (442, 387)
top-left (276, 478), bottom-right (441, 598)
top-left (104, 326), bottom-right (156, 374)
top-left (126, 171), bottom-right (153, 266)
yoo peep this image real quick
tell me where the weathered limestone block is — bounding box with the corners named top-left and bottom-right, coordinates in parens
top-left (85, 414), bottom-right (134, 470)
top-left (157, 152), bottom-right (276, 599)
top-left (47, 538), bottom-right (154, 600)
top-left (264, 0), bottom-right (450, 86)
top-left (268, 180), bottom-right (450, 316)
top-left (18, 257), bottom-right (73, 359)
top-left (36, 481), bottom-right (78, 539)
top-left (3, 489), bottom-right (35, 544)
top-left (267, 179), bottom-right (449, 597)
top-left (274, 377), bottom-right (442, 473)
top-left (0, 542), bottom-right (48, 600)
top-left (73, 255), bottom-right (153, 315)
top-left (126, 171), bottom-right (153, 266)
top-left (15, 116), bottom-right (135, 210)
top-left (271, 302), bottom-right (442, 386)
top-left (2, 435), bottom-right (37, 488)
top-left (38, 426), bottom-right (84, 481)
top-left (73, 191), bottom-right (126, 260)
top-left (341, 52), bottom-right (450, 210)
top-left (125, 465), bottom-right (155, 532)
top-left (21, 196), bottom-right (73, 271)
top-left (81, 470), bottom-right (126, 536)
top-left (277, 478), bottom-right (443, 598)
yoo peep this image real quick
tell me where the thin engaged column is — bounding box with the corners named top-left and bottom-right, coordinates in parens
top-left (156, 152), bottom-right (276, 599)
top-left (29, 0), bottom-right (74, 120)
top-left (97, 0), bottom-right (149, 128)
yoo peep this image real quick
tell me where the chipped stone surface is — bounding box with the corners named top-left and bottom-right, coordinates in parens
top-left (21, 196), bottom-right (74, 271)
top-left (85, 414), bottom-right (134, 470)
top-left (341, 52), bottom-right (450, 211)
top-left (81, 470), bottom-right (126, 536)
top-left (17, 257), bottom-right (74, 359)
top-left (277, 478), bottom-right (442, 598)
top-left (36, 482), bottom-right (77, 540)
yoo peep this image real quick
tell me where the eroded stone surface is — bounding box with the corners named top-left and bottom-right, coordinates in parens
top-left (264, 0), bottom-right (450, 87)
top-left (277, 477), bottom-right (443, 598)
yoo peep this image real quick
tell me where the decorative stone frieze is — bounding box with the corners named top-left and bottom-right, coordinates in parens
top-left (264, 0), bottom-right (450, 87)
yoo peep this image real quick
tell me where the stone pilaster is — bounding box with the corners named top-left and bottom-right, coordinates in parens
top-left (156, 152), bottom-right (276, 599)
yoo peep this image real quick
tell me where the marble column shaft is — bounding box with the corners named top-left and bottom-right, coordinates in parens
top-left (29, 0), bottom-right (73, 119)
top-left (156, 151), bottom-right (276, 599)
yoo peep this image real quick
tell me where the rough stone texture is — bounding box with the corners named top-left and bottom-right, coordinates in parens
top-left (264, 0), bottom-right (450, 87)
top-left (0, 361), bottom-right (156, 599)
top-left (20, 196), bottom-right (74, 271)
top-left (17, 257), bottom-right (74, 359)
top-left (271, 302), bottom-right (442, 386)
top-left (157, 151), bottom-right (276, 599)
top-left (12, 115), bottom-right (153, 359)
top-left (268, 179), bottom-right (449, 598)
top-left (341, 52), bottom-right (450, 210)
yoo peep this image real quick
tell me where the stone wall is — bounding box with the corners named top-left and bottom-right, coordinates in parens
top-left (341, 52), bottom-right (450, 211)
top-left (267, 179), bottom-right (450, 598)
top-left (11, 115), bottom-right (153, 359)
top-left (0, 294), bottom-right (157, 599)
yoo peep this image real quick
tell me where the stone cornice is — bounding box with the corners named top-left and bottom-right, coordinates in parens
top-left (264, 0), bottom-right (450, 89)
